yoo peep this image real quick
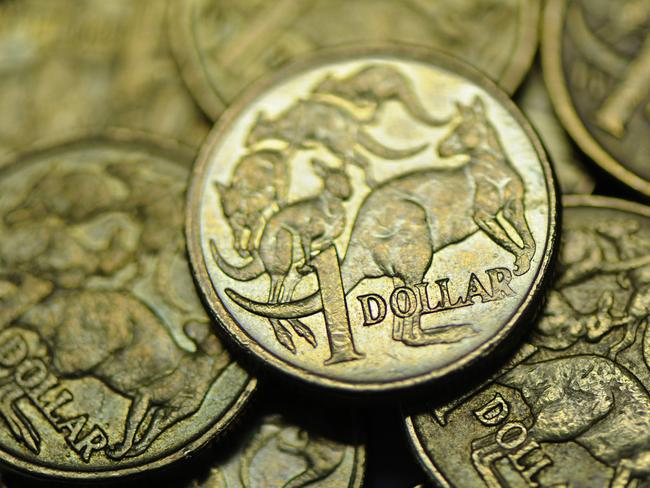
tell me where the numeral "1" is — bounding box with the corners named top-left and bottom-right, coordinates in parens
top-left (310, 247), bottom-right (364, 365)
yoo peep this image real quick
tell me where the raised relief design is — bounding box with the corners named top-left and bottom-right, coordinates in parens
top-left (213, 64), bottom-right (536, 363)
top-left (568, 0), bottom-right (650, 138)
top-left (437, 215), bottom-right (650, 487)
top-left (0, 160), bottom-right (229, 462)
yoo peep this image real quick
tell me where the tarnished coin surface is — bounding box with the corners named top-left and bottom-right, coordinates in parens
top-left (0, 134), bottom-right (254, 479)
top-left (543, 0), bottom-right (650, 196)
top-left (406, 195), bottom-right (650, 487)
top-left (0, 0), bottom-right (209, 155)
top-left (189, 407), bottom-right (365, 487)
top-left (170, 0), bottom-right (540, 119)
top-left (517, 65), bottom-right (595, 195)
top-left (187, 47), bottom-right (559, 392)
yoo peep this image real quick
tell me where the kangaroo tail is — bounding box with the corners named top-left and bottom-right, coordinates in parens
top-left (398, 88), bottom-right (450, 127)
top-left (282, 468), bottom-right (332, 488)
top-left (357, 130), bottom-right (427, 160)
top-left (225, 288), bottom-right (322, 318)
top-left (210, 239), bottom-right (265, 281)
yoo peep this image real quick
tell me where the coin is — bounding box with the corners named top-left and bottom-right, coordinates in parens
top-left (187, 47), bottom-right (559, 392)
top-left (189, 406), bottom-right (365, 487)
top-left (543, 0), bottom-right (650, 196)
top-left (517, 64), bottom-right (596, 195)
top-left (0, 0), bottom-right (210, 156)
top-left (405, 195), bottom-right (650, 487)
top-left (170, 0), bottom-right (540, 119)
top-left (0, 133), bottom-right (254, 479)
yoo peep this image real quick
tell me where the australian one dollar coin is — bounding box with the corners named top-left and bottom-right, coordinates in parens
top-left (0, 0), bottom-right (210, 155)
top-left (406, 195), bottom-right (650, 487)
top-left (543, 0), bottom-right (650, 196)
top-left (188, 405), bottom-right (365, 487)
top-left (170, 0), bottom-right (540, 119)
top-left (187, 47), bottom-right (559, 392)
top-left (0, 134), bottom-right (254, 479)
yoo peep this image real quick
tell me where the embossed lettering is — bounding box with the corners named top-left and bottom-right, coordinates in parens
top-left (474, 393), bottom-right (510, 426)
top-left (357, 294), bottom-right (387, 326)
top-left (390, 286), bottom-right (418, 318)
top-left (486, 267), bottom-right (515, 300)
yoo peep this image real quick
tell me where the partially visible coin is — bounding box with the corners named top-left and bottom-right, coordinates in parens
top-left (517, 64), bottom-right (595, 194)
top-left (187, 47), bottom-right (559, 392)
top-left (0, 133), bottom-right (254, 479)
top-left (170, 0), bottom-right (540, 119)
top-left (405, 195), bottom-right (650, 487)
top-left (189, 406), bottom-right (365, 487)
top-left (543, 0), bottom-right (650, 196)
top-left (0, 0), bottom-right (210, 156)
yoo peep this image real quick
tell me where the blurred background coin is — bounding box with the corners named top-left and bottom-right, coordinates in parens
top-left (187, 47), bottom-right (559, 393)
top-left (517, 64), bottom-right (596, 195)
top-left (0, 0), bottom-right (210, 156)
top-left (0, 133), bottom-right (254, 479)
top-left (543, 0), bottom-right (650, 196)
top-left (405, 195), bottom-right (650, 487)
top-left (170, 0), bottom-right (540, 119)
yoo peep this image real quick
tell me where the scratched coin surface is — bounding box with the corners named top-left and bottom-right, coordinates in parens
top-left (0, 135), bottom-right (254, 479)
top-left (189, 405), bottom-right (365, 487)
top-left (517, 65), bottom-right (595, 195)
top-left (187, 47), bottom-right (559, 392)
top-left (406, 195), bottom-right (650, 487)
top-left (0, 0), bottom-right (209, 156)
top-left (543, 0), bottom-right (650, 195)
top-left (170, 0), bottom-right (540, 119)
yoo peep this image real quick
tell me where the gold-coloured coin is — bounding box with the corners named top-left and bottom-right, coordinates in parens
top-left (0, 0), bottom-right (210, 156)
top-left (405, 195), bottom-right (650, 487)
top-left (543, 0), bottom-right (650, 196)
top-left (517, 64), bottom-right (596, 194)
top-left (0, 133), bottom-right (254, 479)
top-left (170, 0), bottom-right (541, 119)
top-left (187, 47), bottom-right (559, 393)
top-left (189, 406), bottom-right (365, 487)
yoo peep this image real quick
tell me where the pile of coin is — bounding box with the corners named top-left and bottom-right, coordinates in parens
top-left (0, 0), bottom-right (647, 486)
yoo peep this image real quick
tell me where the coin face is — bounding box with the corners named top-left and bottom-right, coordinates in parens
top-left (0, 0), bottom-right (209, 155)
top-left (187, 47), bottom-right (559, 392)
top-left (543, 0), bottom-right (650, 195)
top-left (405, 195), bottom-right (650, 487)
top-left (189, 408), bottom-right (365, 487)
top-left (517, 65), bottom-right (595, 195)
top-left (0, 134), bottom-right (254, 479)
top-left (170, 0), bottom-right (540, 119)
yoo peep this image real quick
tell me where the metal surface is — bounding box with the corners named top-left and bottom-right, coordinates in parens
top-left (0, 0), bottom-right (210, 155)
top-left (187, 46), bottom-right (559, 393)
top-left (170, 0), bottom-right (540, 119)
top-left (406, 195), bottom-right (650, 487)
top-left (543, 0), bottom-right (650, 196)
top-left (0, 133), bottom-right (254, 480)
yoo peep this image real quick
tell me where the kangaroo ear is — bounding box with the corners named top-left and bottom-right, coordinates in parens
top-left (214, 181), bottom-right (228, 197)
top-left (472, 96), bottom-right (486, 118)
top-left (311, 158), bottom-right (329, 177)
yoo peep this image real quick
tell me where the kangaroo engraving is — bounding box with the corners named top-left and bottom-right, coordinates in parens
top-left (213, 160), bottom-right (352, 352)
top-left (246, 99), bottom-right (427, 187)
top-left (499, 356), bottom-right (650, 488)
top-left (0, 281), bottom-right (228, 460)
top-left (225, 96), bottom-right (536, 347)
top-left (313, 64), bottom-right (449, 126)
top-left (276, 429), bottom-right (346, 488)
top-left (215, 149), bottom-right (289, 258)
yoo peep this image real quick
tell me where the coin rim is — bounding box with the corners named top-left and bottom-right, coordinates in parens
top-left (403, 193), bottom-right (650, 486)
top-left (187, 44), bottom-right (559, 393)
top-left (169, 0), bottom-right (541, 120)
top-left (542, 0), bottom-right (650, 196)
top-left (0, 130), bottom-right (257, 480)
